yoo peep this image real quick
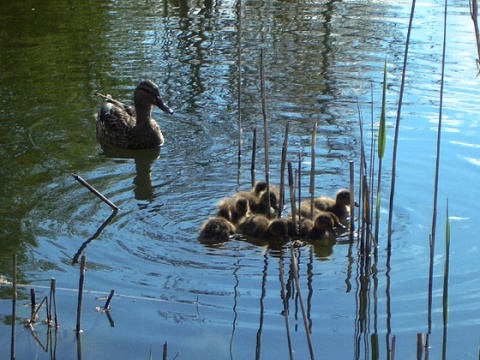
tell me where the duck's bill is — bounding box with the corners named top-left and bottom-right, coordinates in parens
top-left (157, 98), bottom-right (174, 115)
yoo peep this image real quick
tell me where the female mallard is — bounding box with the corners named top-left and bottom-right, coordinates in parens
top-left (237, 215), bottom-right (288, 242)
top-left (96, 80), bottom-right (174, 149)
top-left (313, 189), bottom-right (356, 220)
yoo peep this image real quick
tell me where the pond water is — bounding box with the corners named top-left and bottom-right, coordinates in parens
top-left (1, 0), bottom-right (479, 358)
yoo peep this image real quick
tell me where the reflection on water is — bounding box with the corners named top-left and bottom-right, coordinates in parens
top-left (100, 146), bottom-right (162, 201)
top-left (1, 0), bottom-right (480, 358)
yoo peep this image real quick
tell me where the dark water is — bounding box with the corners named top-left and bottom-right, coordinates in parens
top-left (1, 0), bottom-right (480, 358)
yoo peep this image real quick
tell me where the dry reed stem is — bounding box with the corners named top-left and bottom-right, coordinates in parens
top-left (72, 174), bottom-right (119, 211)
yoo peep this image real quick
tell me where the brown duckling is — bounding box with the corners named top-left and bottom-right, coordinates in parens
top-left (96, 80), bottom-right (174, 149)
top-left (297, 202), bottom-right (345, 228)
top-left (216, 197), bottom-right (251, 225)
top-left (300, 212), bottom-right (338, 240)
top-left (198, 216), bottom-right (236, 244)
top-left (237, 216), bottom-right (289, 242)
top-left (313, 189), bottom-right (357, 220)
top-left (235, 190), bottom-right (278, 217)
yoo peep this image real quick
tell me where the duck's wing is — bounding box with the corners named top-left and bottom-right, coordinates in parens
top-left (96, 96), bottom-right (137, 148)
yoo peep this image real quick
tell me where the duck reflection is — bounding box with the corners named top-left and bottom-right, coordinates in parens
top-left (100, 145), bottom-right (161, 201)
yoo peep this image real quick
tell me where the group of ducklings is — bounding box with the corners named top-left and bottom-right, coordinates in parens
top-left (198, 181), bottom-right (355, 245)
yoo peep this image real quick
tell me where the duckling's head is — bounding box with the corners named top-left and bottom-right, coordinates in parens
top-left (259, 191), bottom-right (279, 211)
top-left (252, 181), bottom-right (268, 196)
top-left (135, 80), bottom-right (174, 114)
top-left (267, 218), bottom-right (289, 239)
top-left (235, 197), bottom-right (250, 216)
top-left (335, 189), bottom-right (352, 206)
top-left (314, 213), bottom-right (337, 236)
top-left (217, 206), bottom-right (231, 220)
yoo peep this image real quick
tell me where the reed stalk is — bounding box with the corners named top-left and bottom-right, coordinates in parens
top-left (349, 161), bottom-right (355, 241)
top-left (11, 252), bottom-right (17, 360)
top-left (387, 0), bottom-right (416, 248)
top-left (309, 121), bottom-right (317, 220)
top-left (469, 0), bottom-right (480, 65)
top-left (76, 254), bottom-right (87, 335)
top-left (251, 128), bottom-right (257, 186)
top-left (30, 288), bottom-right (36, 323)
top-left (289, 244), bottom-right (315, 359)
top-left (260, 50), bottom-right (271, 217)
top-left (278, 124), bottom-right (289, 217)
top-left (50, 278), bottom-right (58, 328)
top-left (441, 201), bottom-right (451, 360)
top-left (163, 341), bottom-right (168, 360)
top-left (287, 162), bottom-right (297, 236)
top-left (427, 0), bottom-right (447, 348)
top-left (72, 174), bottom-right (119, 211)
top-left (236, 0), bottom-right (243, 165)
top-left (297, 153), bottom-right (302, 231)
top-left (278, 255), bottom-right (294, 360)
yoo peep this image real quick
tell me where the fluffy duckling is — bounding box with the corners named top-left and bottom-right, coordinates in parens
top-left (313, 189), bottom-right (356, 220)
top-left (198, 216), bottom-right (236, 244)
top-left (237, 216), bottom-right (289, 242)
top-left (96, 80), bottom-right (174, 149)
top-left (291, 201), bottom-right (345, 230)
top-left (236, 180), bottom-right (279, 198)
top-left (300, 212), bottom-right (338, 240)
top-left (216, 197), bottom-right (251, 225)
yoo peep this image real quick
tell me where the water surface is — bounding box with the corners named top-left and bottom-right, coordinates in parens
top-left (1, 0), bottom-right (479, 358)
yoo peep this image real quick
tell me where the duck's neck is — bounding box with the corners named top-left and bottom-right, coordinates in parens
top-left (135, 102), bottom-right (153, 124)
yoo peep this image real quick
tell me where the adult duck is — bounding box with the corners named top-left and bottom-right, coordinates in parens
top-left (96, 80), bottom-right (174, 149)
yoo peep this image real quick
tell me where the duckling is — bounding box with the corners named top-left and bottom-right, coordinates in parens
top-left (237, 216), bottom-right (289, 242)
top-left (235, 190), bottom-right (278, 217)
top-left (96, 80), bottom-right (174, 149)
top-left (300, 212), bottom-right (338, 240)
top-left (216, 197), bottom-right (251, 225)
top-left (198, 216), bottom-right (236, 243)
top-left (295, 202), bottom-right (345, 229)
top-left (236, 180), bottom-right (279, 198)
top-left (313, 189), bottom-right (356, 220)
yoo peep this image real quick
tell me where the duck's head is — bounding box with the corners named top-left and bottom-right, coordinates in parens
top-left (135, 80), bottom-right (174, 115)
top-left (314, 213), bottom-right (337, 236)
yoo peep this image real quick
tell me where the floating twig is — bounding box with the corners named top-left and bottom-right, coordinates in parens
top-left (72, 174), bottom-right (119, 211)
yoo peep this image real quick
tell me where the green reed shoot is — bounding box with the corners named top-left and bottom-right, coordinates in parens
top-left (374, 59), bottom-right (387, 245)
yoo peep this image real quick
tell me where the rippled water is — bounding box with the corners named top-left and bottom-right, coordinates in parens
top-left (1, 0), bottom-right (480, 358)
